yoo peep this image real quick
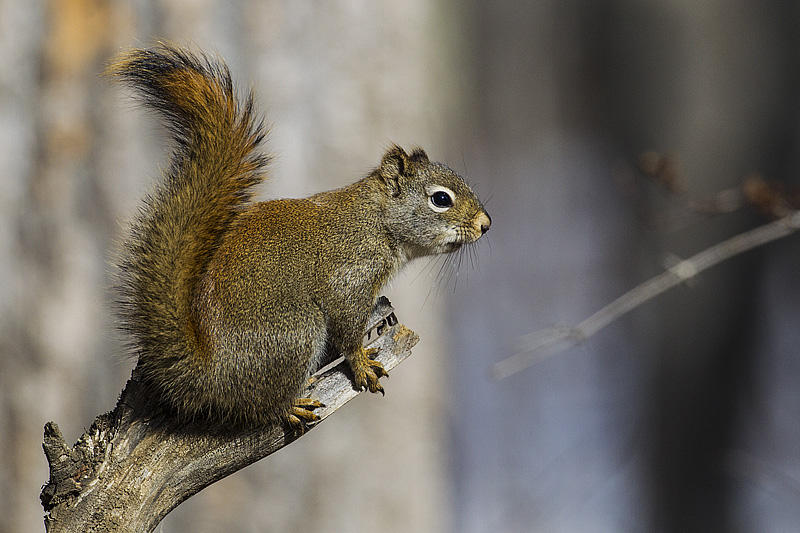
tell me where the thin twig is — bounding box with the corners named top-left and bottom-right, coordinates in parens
top-left (492, 210), bottom-right (800, 380)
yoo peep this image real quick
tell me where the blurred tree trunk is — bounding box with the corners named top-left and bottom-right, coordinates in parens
top-left (1, 2), bottom-right (122, 532)
top-left (451, 1), bottom-right (800, 531)
top-left (1, 2), bottom-right (458, 532)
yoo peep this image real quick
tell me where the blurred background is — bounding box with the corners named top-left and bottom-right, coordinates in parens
top-left (2, 1), bottom-right (800, 532)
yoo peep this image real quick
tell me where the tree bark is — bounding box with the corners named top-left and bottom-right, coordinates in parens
top-left (40, 298), bottom-right (418, 533)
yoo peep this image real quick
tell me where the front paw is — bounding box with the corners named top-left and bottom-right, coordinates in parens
top-left (349, 346), bottom-right (388, 395)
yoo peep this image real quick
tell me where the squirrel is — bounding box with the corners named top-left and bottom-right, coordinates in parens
top-left (109, 45), bottom-right (491, 429)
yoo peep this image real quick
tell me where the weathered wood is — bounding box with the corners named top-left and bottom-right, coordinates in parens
top-left (41, 299), bottom-right (418, 533)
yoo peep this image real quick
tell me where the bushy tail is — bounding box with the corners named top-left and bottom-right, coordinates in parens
top-left (110, 45), bottom-right (269, 410)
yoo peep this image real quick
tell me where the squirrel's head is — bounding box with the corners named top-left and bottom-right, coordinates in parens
top-left (375, 145), bottom-right (491, 259)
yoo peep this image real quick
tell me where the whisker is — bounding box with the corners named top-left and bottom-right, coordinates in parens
top-left (442, 252), bottom-right (457, 287)
top-left (450, 246), bottom-right (467, 293)
top-left (413, 253), bottom-right (440, 285)
top-left (424, 253), bottom-right (453, 303)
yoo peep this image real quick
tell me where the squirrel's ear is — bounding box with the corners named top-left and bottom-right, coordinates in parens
top-left (378, 145), bottom-right (411, 196)
top-left (409, 147), bottom-right (429, 164)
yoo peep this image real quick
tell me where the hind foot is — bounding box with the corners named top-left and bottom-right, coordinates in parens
top-left (286, 397), bottom-right (325, 434)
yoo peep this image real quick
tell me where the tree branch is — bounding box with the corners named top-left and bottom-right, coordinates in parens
top-left (40, 298), bottom-right (418, 533)
top-left (492, 210), bottom-right (800, 379)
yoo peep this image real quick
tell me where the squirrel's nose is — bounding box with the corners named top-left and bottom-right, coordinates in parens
top-left (477, 211), bottom-right (491, 234)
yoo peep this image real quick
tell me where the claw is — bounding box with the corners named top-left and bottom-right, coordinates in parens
top-left (286, 397), bottom-right (325, 435)
top-left (349, 346), bottom-right (388, 395)
top-left (294, 397), bottom-right (325, 409)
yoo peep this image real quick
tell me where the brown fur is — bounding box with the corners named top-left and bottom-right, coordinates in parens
top-left (112, 45), bottom-right (490, 426)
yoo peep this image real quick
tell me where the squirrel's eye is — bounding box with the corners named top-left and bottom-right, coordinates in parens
top-left (431, 190), bottom-right (453, 208)
top-left (426, 185), bottom-right (456, 213)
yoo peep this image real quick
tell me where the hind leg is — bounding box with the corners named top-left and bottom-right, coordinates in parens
top-left (273, 307), bottom-right (328, 433)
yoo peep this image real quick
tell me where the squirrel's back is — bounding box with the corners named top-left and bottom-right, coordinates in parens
top-left (110, 46), bottom-right (270, 421)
